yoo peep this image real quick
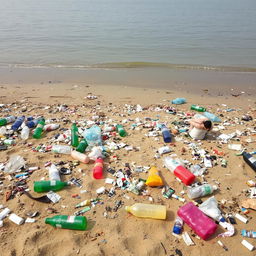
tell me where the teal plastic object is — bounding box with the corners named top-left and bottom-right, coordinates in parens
top-left (203, 112), bottom-right (221, 122)
top-left (171, 98), bottom-right (186, 105)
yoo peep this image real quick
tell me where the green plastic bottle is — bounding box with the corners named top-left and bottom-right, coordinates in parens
top-left (71, 123), bottom-right (79, 147)
top-left (0, 116), bottom-right (16, 126)
top-left (33, 118), bottom-right (45, 139)
top-left (34, 180), bottom-right (68, 192)
top-left (116, 124), bottom-right (127, 137)
top-left (45, 215), bottom-right (87, 230)
top-left (76, 139), bottom-right (88, 153)
top-left (190, 105), bottom-right (206, 112)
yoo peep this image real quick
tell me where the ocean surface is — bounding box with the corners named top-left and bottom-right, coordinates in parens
top-left (0, 0), bottom-right (256, 72)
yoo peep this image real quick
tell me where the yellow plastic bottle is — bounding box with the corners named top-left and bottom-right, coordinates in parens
top-left (145, 166), bottom-right (163, 187)
top-left (125, 203), bottom-right (166, 220)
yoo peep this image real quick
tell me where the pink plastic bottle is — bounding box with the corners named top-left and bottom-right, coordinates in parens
top-left (177, 202), bottom-right (217, 240)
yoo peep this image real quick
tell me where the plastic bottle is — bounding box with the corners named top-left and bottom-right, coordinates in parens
top-left (198, 196), bottom-right (224, 222)
top-left (145, 166), bottom-right (163, 187)
top-left (0, 116), bottom-right (16, 126)
top-left (187, 184), bottom-right (217, 199)
top-left (93, 157), bottom-right (104, 179)
top-left (242, 152), bottom-right (256, 172)
top-left (45, 215), bottom-right (87, 230)
top-left (161, 125), bottom-right (172, 143)
top-left (11, 116), bottom-right (25, 131)
top-left (83, 125), bottom-right (102, 147)
top-left (26, 118), bottom-right (40, 128)
top-left (47, 164), bottom-right (61, 181)
top-left (71, 123), bottom-right (79, 147)
top-left (241, 230), bottom-right (256, 239)
top-left (33, 118), bottom-right (45, 139)
top-left (71, 151), bottom-right (90, 164)
top-left (125, 203), bottom-right (166, 220)
top-left (44, 124), bottom-right (60, 131)
top-left (191, 105), bottom-right (206, 112)
top-left (171, 98), bottom-right (186, 105)
top-left (228, 144), bottom-right (243, 151)
top-left (172, 216), bottom-right (183, 235)
top-left (52, 145), bottom-right (72, 154)
top-left (103, 126), bottom-right (116, 133)
top-left (164, 157), bottom-right (195, 185)
top-left (20, 126), bottom-right (30, 140)
top-left (178, 202), bottom-right (217, 240)
top-left (116, 124), bottom-right (127, 137)
top-left (34, 180), bottom-right (68, 192)
top-left (76, 139), bottom-right (88, 153)
top-left (88, 146), bottom-right (103, 161)
top-left (0, 208), bottom-right (11, 220)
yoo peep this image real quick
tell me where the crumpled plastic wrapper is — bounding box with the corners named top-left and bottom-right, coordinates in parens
top-left (218, 221), bottom-right (235, 237)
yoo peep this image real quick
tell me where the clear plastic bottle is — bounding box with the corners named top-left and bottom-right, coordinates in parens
top-left (241, 230), bottom-right (256, 239)
top-left (125, 203), bottom-right (166, 220)
top-left (47, 164), bottom-right (61, 181)
top-left (187, 184), bottom-right (217, 199)
top-left (164, 157), bottom-right (195, 185)
top-left (172, 216), bottom-right (183, 234)
top-left (71, 151), bottom-right (90, 163)
top-left (52, 145), bottom-right (72, 154)
top-left (20, 126), bottom-right (30, 140)
top-left (45, 215), bottom-right (87, 230)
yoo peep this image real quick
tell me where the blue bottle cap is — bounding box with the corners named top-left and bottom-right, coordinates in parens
top-left (173, 226), bottom-right (182, 235)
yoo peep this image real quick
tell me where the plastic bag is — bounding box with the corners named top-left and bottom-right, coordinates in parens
top-left (4, 155), bottom-right (26, 173)
top-left (83, 125), bottom-right (102, 148)
top-left (203, 112), bottom-right (221, 122)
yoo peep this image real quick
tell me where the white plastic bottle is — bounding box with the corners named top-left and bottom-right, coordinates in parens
top-left (71, 151), bottom-right (90, 163)
top-left (52, 145), bottom-right (72, 154)
top-left (20, 126), bottom-right (30, 140)
top-left (187, 184), bottom-right (217, 199)
top-left (47, 164), bottom-right (61, 181)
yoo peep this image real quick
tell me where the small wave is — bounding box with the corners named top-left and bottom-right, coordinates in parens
top-left (0, 62), bottom-right (256, 72)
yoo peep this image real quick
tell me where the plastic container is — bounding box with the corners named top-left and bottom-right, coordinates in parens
top-left (76, 139), bottom-right (88, 153)
top-left (178, 202), bottom-right (217, 240)
top-left (71, 151), bottom-right (90, 163)
top-left (52, 145), bottom-right (72, 154)
top-left (44, 124), bottom-right (60, 131)
top-left (11, 116), bottom-right (25, 131)
top-left (241, 230), bottom-right (256, 239)
top-left (164, 157), bottom-right (195, 185)
top-left (189, 127), bottom-right (207, 140)
top-left (34, 180), bottom-right (68, 192)
top-left (47, 164), bottom-right (61, 181)
top-left (198, 196), bottom-right (224, 221)
top-left (145, 166), bottom-right (163, 187)
top-left (20, 126), bottom-right (30, 140)
top-left (26, 118), bottom-right (40, 128)
top-left (0, 116), bottom-right (15, 126)
top-left (187, 184), bottom-right (217, 199)
top-left (93, 157), bottom-right (104, 179)
top-left (83, 125), bottom-right (102, 147)
top-left (243, 152), bottom-right (256, 172)
top-left (116, 124), bottom-right (127, 137)
top-left (45, 215), bottom-right (87, 230)
top-left (190, 105), bottom-right (206, 112)
top-left (71, 123), bottom-right (79, 147)
top-left (125, 203), bottom-right (166, 220)
top-left (33, 118), bottom-right (45, 139)
top-left (161, 125), bottom-right (172, 143)
top-left (171, 98), bottom-right (186, 105)
top-left (173, 216), bottom-right (183, 235)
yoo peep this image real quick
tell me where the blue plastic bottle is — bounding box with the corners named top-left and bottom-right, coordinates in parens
top-left (26, 118), bottom-right (40, 128)
top-left (171, 98), bottom-right (186, 105)
top-left (11, 116), bottom-right (25, 131)
top-left (161, 125), bottom-right (172, 143)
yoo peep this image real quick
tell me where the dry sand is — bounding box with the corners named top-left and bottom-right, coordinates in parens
top-left (0, 75), bottom-right (256, 256)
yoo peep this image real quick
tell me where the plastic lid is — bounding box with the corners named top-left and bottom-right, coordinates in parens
top-left (173, 226), bottom-right (182, 235)
top-left (125, 206), bottom-right (130, 213)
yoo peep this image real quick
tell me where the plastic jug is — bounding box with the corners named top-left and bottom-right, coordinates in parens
top-left (178, 202), bottom-right (217, 240)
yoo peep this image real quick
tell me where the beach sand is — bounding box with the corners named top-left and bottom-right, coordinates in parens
top-left (0, 69), bottom-right (256, 256)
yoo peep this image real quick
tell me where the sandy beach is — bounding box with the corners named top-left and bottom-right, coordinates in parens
top-left (0, 69), bottom-right (256, 256)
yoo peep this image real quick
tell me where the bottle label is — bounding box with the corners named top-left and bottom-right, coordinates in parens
top-left (50, 180), bottom-right (56, 186)
top-left (248, 157), bottom-right (256, 164)
top-left (56, 224), bottom-right (62, 228)
top-left (67, 216), bottom-right (75, 223)
top-left (204, 186), bottom-right (212, 195)
top-left (36, 124), bottom-right (44, 129)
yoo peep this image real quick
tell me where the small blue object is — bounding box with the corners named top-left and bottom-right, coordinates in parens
top-left (171, 98), bottom-right (186, 105)
top-left (203, 111), bottom-right (221, 122)
top-left (11, 116), bottom-right (25, 131)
